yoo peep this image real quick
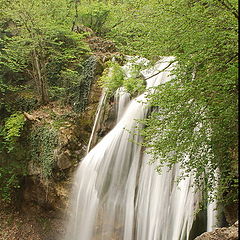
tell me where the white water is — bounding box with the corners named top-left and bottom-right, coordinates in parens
top-left (87, 89), bottom-right (107, 153)
top-left (207, 169), bottom-right (219, 231)
top-left (65, 56), bottom-right (216, 240)
top-left (114, 87), bottom-right (131, 122)
top-left (207, 200), bottom-right (217, 232)
top-left (135, 155), bottom-right (201, 240)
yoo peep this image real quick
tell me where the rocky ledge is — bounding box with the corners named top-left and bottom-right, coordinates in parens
top-left (195, 221), bottom-right (238, 240)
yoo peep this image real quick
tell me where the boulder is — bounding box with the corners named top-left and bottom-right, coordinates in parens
top-left (56, 150), bottom-right (72, 170)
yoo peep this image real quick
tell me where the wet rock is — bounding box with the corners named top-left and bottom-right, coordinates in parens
top-left (194, 221), bottom-right (238, 240)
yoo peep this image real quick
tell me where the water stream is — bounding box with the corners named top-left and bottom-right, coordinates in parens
top-left (65, 56), bottom-right (217, 240)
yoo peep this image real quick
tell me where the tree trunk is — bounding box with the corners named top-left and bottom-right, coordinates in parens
top-left (32, 49), bottom-right (49, 104)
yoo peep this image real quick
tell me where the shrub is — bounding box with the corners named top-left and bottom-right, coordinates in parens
top-left (0, 165), bottom-right (21, 202)
top-left (99, 60), bottom-right (145, 96)
top-left (1, 113), bottom-right (25, 152)
top-left (78, 2), bottom-right (111, 35)
top-left (99, 61), bottom-right (124, 95)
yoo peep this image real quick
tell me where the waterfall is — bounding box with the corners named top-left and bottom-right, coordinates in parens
top-left (87, 90), bottom-right (107, 153)
top-left (114, 87), bottom-right (130, 122)
top-left (65, 56), bottom-right (217, 240)
top-left (206, 169), bottom-right (219, 231)
top-left (135, 155), bottom-right (201, 240)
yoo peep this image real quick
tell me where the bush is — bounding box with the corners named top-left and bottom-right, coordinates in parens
top-left (1, 113), bottom-right (25, 152)
top-left (0, 165), bottom-right (21, 202)
top-left (99, 61), bottom-right (124, 95)
top-left (78, 2), bottom-right (110, 35)
top-left (123, 77), bottom-right (145, 95)
top-left (99, 60), bottom-right (145, 96)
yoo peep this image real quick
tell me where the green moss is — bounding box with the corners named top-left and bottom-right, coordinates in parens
top-left (29, 125), bottom-right (58, 179)
top-left (72, 56), bottom-right (97, 113)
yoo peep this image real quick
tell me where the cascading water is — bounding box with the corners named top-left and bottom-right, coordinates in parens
top-left (65, 56), bottom-right (217, 240)
top-left (87, 90), bottom-right (107, 153)
top-left (206, 169), bottom-right (219, 231)
top-left (114, 87), bottom-right (131, 122)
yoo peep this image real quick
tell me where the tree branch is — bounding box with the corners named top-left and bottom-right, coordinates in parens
top-left (144, 61), bottom-right (176, 81)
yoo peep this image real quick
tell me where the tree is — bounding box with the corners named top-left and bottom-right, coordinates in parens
top-left (103, 0), bottom-right (238, 204)
top-left (0, 0), bottom-right (88, 104)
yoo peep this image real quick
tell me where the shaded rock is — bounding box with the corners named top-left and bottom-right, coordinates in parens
top-left (194, 221), bottom-right (238, 240)
top-left (22, 176), bottom-right (70, 212)
top-left (224, 202), bottom-right (239, 225)
top-left (58, 127), bottom-right (72, 147)
top-left (84, 31), bottom-right (124, 63)
top-left (56, 150), bottom-right (72, 170)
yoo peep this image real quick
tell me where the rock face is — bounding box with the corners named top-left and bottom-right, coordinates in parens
top-left (194, 221), bottom-right (238, 240)
top-left (224, 202), bottom-right (239, 225)
top-left (56, 150), bottom-right (72, 170)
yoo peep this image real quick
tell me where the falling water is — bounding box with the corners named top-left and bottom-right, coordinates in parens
top-left (114, 87), bottom-right (130, 122)
top-left (135, 154), bottom-right (201, 240)
top-left (87, 90), bottom-right (107, 153)
top-left (206, 169), bottom-right (219, 231)
top-left (65, 56), bottom-right (217, 240)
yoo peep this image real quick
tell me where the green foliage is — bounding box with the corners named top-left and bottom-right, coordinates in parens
top-left (14, 94), bottom-right (39, 112)
top-left (49, 69), bottom-right (80, 102)
top-left (0, 111), bottom-right (27, 203)
top-left (106, 0), bottom-right (162, 57)
top-left (99, 61), bottom-right (125, 95)
top-left (77, 2), bottom-right (111, 35)
top-left (0, 165), bottom-right (21, 202)
top-left (0, 0), bottom-right (237, 207)
top-left (84, 0), bottom-right (238, 204)
top-left (123, 62), bottom-right (146, 95)
top-left (131, 0), bottom-right (238, 204)
top-left (1, 113), bottom-right (25, 152)
top-left (0, 0), bottom-right (90, 105)
top-left (123, 77), bottom-right (144, 95)
top-left (99, 60), bottom-right (145, 96)
top-left (29, 125), bottom-right (58, 179)
top-left (71, 56), bottom-right (97, 112)
top-left (0, 35), bottom-right (31, 72)
top-left (46, 30), bottom-right (90, 86)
